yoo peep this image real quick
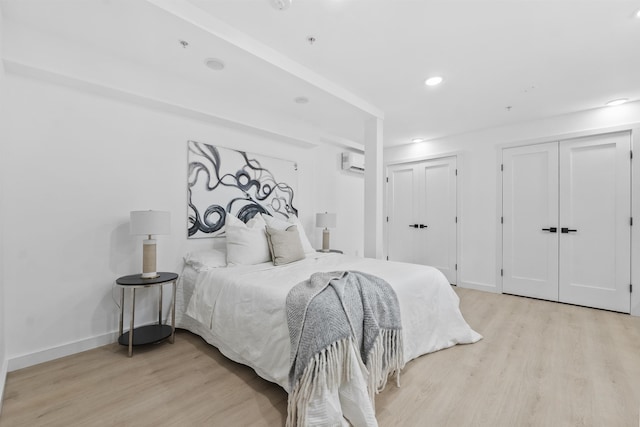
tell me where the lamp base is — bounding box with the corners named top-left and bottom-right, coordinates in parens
top-left (142, 239), bottom-right (158, 279)
top-left (322, 228), bottom-right (330, 251)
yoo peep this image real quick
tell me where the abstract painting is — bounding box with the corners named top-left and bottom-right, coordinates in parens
top-left (187, 140), bottom-right (298, 238)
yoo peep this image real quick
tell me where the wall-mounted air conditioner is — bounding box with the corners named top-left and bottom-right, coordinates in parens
top-left (341, 152), bottom-right (365, 173)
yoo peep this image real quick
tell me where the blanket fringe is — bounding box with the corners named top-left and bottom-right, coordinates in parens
top-left (286, 331), bottom-right (405, 426)
top-left (365, 329), bottom-right (405, 409)
top-left (286, 337), bottom-right (355, 427)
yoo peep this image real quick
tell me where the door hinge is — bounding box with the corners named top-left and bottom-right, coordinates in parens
top-left (455, 169), bottom-right (458, 176)
top-left (455, 264), bottom-right (458, 271)
top-left (631, 150), bottom-right (633, 160)
top-left (386, 177), bottom-right (389, 183)
top-left (501, 216), bottom-right (503, 224)
top-left (455, 216), bottom-right (458, 223)
top-left (501, 164), bottom-right (503, 171)
top-left (500, 268), bottom-right (504, 277)
top-left (631, 217), bottom-right (633, 226)
top-left (386, 256), bottom-right (389, 261)
top-left (630, 284), bottom-right (633, 293)
top-left (386, 216), bottom-right (389, 222)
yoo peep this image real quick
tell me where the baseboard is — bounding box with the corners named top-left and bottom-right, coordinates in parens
top-left (458, 280), bottom-right (500, 294)
top-left (7, 331), bottom-right (119, 373)
top-left (0, 356), bottom-right (8, 416)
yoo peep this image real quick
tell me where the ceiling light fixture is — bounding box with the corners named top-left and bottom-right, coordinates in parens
top-left (425, 76), bottom-right (443, 86)
top-left (270, 0), bottom-right (292, 10)
top-left (294, 96), bottom-right (309, 104)
top-left (204, 58), bottom-right (225, 71)
top-left (411, 138), bottom-right (425, 143)
top-left (636, 9), bottom-right (640, 18)
top-left (606, 98), bottom-right (628, 107)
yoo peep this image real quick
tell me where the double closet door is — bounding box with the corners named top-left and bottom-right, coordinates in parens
top-left (387, 156), bottom-right (457, 284)
top-left (502, 132), bottom-right (631, 313)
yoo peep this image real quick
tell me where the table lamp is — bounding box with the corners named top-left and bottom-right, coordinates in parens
top-left (316, 212), bottom-right (337, 252)
top-left (130, 210), bottom-right (171, 279)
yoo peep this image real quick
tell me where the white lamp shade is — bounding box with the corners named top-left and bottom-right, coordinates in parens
top-left (130, 210), bottom-right (171, 236)
top-left (316, 212), bottom-right (337, 229)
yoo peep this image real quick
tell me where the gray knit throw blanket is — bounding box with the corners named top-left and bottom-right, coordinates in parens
top-left (286, 271), bottom-right (404, 427)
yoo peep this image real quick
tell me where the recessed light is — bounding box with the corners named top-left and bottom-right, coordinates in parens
top-left (425, 76), bottom-right (443, 86)
top-left (411, 138), bottom-right (425, 143)
top-left (294, 96), bottom-right (309, 104)
top-left (271, 0), bottom-right (292, 10)
top-left (204, 58), bottom-right (225, 71)
top-left (606, 98), bottom-right (628, 107)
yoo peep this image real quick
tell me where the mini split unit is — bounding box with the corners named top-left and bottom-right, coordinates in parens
top-left (341, 152), bottom-right (365, 173)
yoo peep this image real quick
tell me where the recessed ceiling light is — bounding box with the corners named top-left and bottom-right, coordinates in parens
top-left (204, 58), bottom-right (225, 71)
top-left (294, 96), bottom-right (309, 104)
top-left (411, 138), bottom-right (425, 143)
top-left (270, 0), bottom-right (292, 10)
top-left (425, 76), bottom-right (443, 86)
top-left (606, 98), bottom-right (628, 107)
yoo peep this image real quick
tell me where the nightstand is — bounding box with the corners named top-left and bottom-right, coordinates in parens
top-left (115, 272), bottom-right (178, 357)
top-left (316, 249), bottom-right (344, 254)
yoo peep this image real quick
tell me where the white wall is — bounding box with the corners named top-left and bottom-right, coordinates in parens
top-left (0, 3), bottom-right (8, 411)
top-left (0, 69), bottom-right (364, 369)
top-left (385, 102), bottom-right (640, 315)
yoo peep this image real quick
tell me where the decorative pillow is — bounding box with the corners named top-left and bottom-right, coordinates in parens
top-left (183, 249), bottom-right (227, 271)
top-left (265, 225), bottom-right (306, 266)
top-left (262, 214), bottom-right (315, 254)
top-left (225, 214), bottom-right (271, 265)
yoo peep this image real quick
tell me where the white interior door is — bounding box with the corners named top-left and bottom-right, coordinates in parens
top-left (387, 157), bottom-right (457, 284)
top-left (387, 163), bottom-right (418, 264)
top-left (558, 132), bottom-right (631, 313)
top-left (416, 157), bottom-right (458, 284)
top-left (503, 142), bottom-right (559, 301)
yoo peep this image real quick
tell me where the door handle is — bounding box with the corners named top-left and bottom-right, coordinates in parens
top-left (409, 224), bottom-right (418, 228)
top-left (419, 224), bottom-right (427, 229)
top-left (561, 227), bottom-right (577, 233)
top-left (541, 227), bottom-right (557, 233)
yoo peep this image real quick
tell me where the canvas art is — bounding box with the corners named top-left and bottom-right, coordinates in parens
top-left (187, 140), bottom-right (298, 238)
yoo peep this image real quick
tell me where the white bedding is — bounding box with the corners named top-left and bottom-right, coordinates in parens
top-left (176, 252), bottom-right (481, 425)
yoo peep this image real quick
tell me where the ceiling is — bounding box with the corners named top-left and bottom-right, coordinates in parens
top-left (2, 0), bottom-right (640, 147)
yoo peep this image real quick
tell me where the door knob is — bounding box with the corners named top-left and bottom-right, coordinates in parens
top-left (561, 227), bottom-right (577, 233)
top-left (541, 227), bottom-right (557, 233)
top-left (419, 224), bottom-right (427, 229)
top-left (409, 224), bottom-right (418, 228)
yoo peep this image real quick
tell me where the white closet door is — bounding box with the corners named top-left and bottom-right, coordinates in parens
top-left (558, 132), bottom-right (631, 313)
top-left (387, 157), bottom-right (457, 283)
top-left (387, 163), bottom-right (418, 263)
top-left (503, 142), bottom-right (559, 301)
top-left (416, 157), bottom-right (458, 284)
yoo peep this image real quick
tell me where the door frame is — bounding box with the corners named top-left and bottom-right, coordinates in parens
top-left (384, 151), bottom-right (461, 285)
top-left (495, 123), bottom-right (640, 316)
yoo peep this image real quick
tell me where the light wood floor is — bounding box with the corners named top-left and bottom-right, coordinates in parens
top-left (2, 288), bottom-right (640, 426)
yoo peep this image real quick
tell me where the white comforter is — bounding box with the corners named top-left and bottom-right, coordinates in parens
top-left (180, 253), bottom-right (481, 425)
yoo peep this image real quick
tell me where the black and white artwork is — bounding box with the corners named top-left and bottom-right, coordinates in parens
top-left (187, 140), bottom-right (298, 238)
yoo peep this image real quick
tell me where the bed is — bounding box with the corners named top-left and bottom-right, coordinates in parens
top-left (175, 249), bottom-right (481, 426)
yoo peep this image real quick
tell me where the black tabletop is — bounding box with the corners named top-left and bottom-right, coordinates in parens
top-left (116, 272), bottom-right (178, 286)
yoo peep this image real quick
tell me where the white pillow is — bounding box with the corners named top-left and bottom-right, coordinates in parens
top-left (225, 214), bottom-right (271, 265)
top-left (261, 214), bottom-right (315, 254)
top-left (184, 249), bottom-right (227, 272)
